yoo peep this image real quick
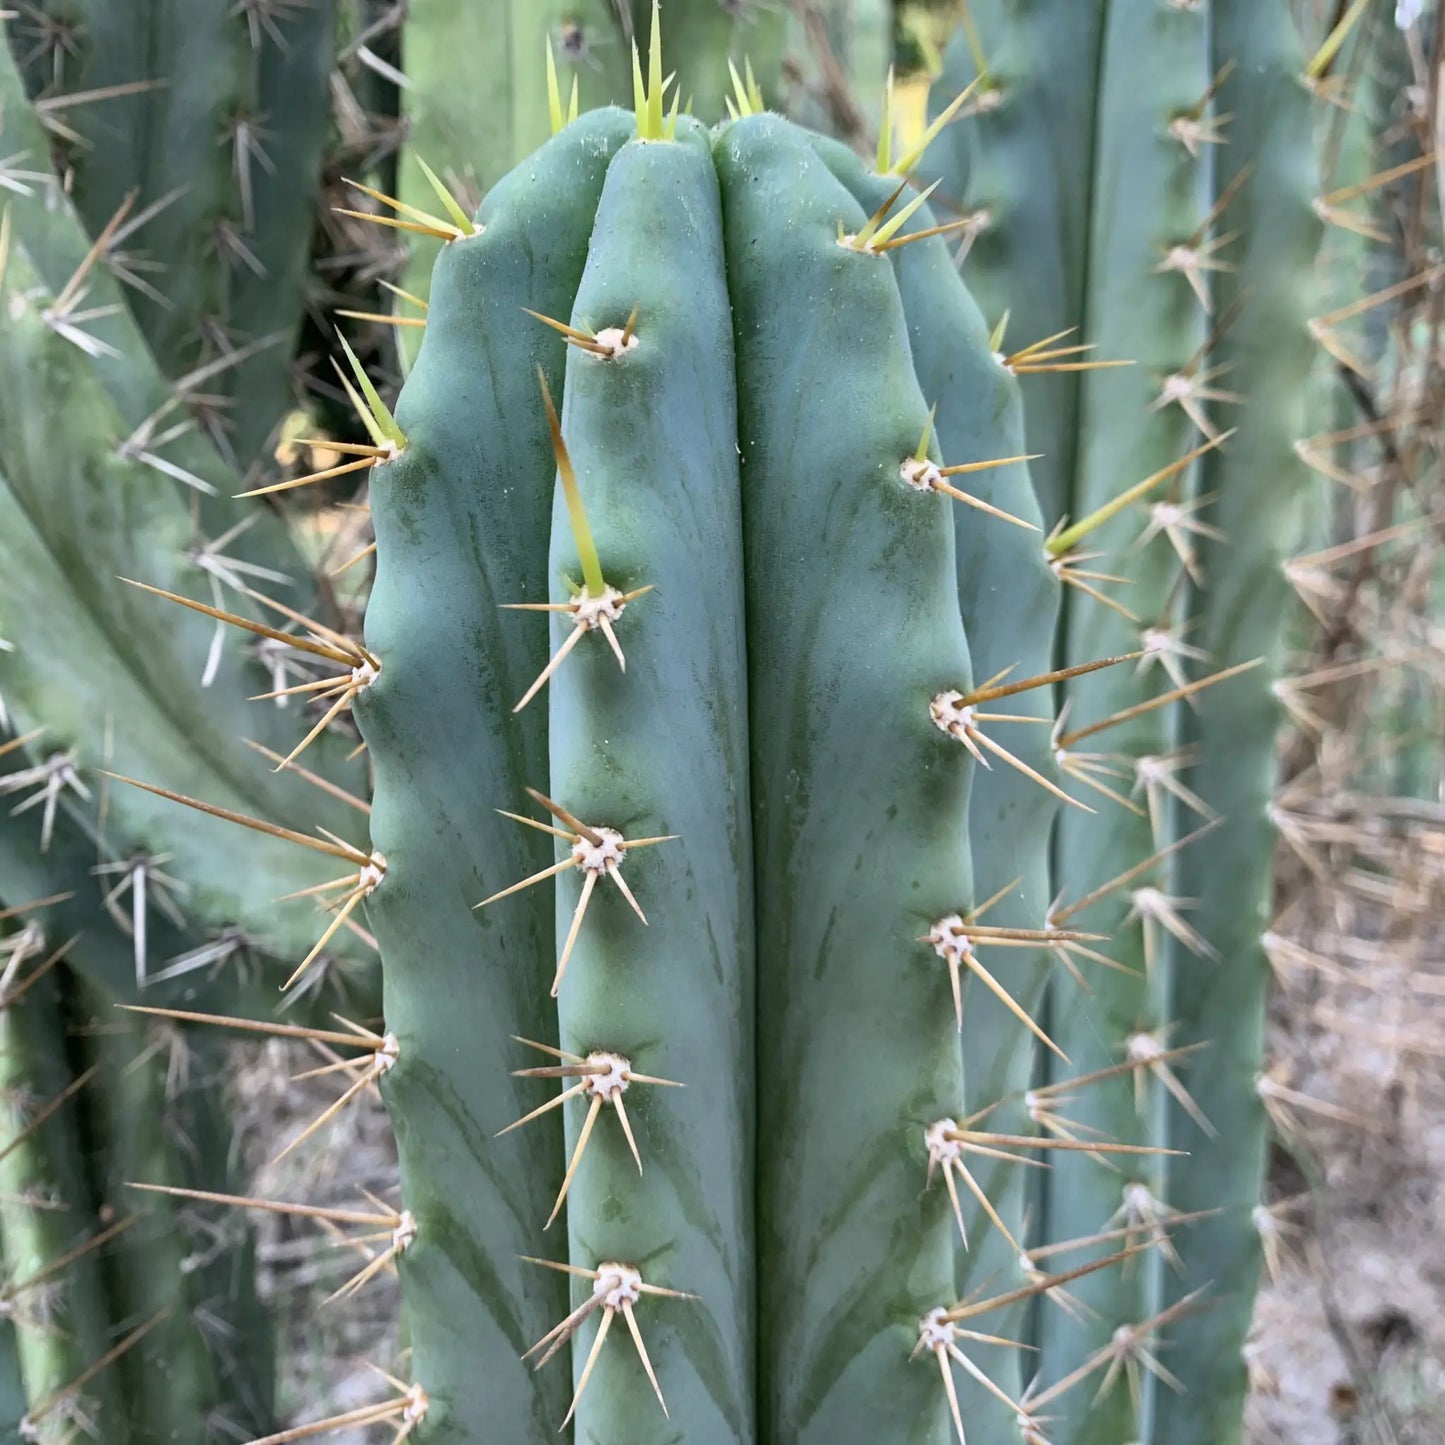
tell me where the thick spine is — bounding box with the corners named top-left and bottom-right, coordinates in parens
top-left (716, 114), bottom-right (972, 1445)
top-left (642, 0), bottom-right (786, 119)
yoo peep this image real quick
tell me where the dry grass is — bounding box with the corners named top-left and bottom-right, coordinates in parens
top-left (1248, 9), bottom-right (1445, 1441)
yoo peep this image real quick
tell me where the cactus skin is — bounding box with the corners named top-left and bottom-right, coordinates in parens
top-left (74, 989), bottom-right (274, 1443)
top-left (809, 135), bottom-right (1058, 1439)
top-left (546, 121), bottom-right (755, 1440)
top-left (1156, 6), bottom-right (1324, 1440)
top-left (0, 40), bottom-right (375, 996)
top-left (7, 1), bottom-right (339, 470)
top-left (918, 2), bottom-right (1339, 1440)
top-left (356, 109), bottom-right (635, 1440)
top-left (715, 115), bottom-right (974, 1444)
top-left (354, 84), bottom-right (1069, 1438)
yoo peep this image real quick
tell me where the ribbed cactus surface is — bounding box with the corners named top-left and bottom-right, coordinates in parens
top-left (345, 42), bottom-right (1088, 1439)
top-left (919, 2), bottom-right (1328, 1442)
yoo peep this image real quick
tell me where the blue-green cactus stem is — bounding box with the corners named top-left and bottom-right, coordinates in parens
top-left (1157, 5), bottom-right (1324, 1441)
top-left (543, 120), bottom-right (755, 1440)
top-left (809, 135), bottom-right (1060, 1441)
top-left (6, 2), bottom-right (338, 469)
top-left (354, 108), bottom-right (635, 1443)
top-left (716, 113), bottom-right (973, 1445)
top-left (225, 0), bottom-right (339, 470)
top-left (920, 0), bottom-right (1111, 524)
top-left (1035, 6), bottom-right (1215, 1443)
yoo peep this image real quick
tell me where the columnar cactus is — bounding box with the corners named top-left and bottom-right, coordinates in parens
top-left (0, 33), bottom-right (376, 1005)
top-left (394, 1), bottom-right (789, 327)
top-left (6, 0), bottom-right (338, 470)
top-left (0, 0), bottom-right (1372, 1440)
top-left (0, 925), bottom-right (275, 1441)
top-left (0, 976), bottom-right (125, 1440)
top-left (920, 1), bottom-right (1331, 1442)
top-left (121, 13), bottom-right (1181, 1441)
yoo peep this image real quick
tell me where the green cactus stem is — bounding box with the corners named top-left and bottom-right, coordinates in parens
top-left (1156, 6), bottom-right (1325, 1441)
top-left (5, 1), bottom-right (339, 471)
top-left (0, 969), bottom-right (125, 1439)
top-left (0, 226), bottom-right (372, 981)
top-left (715, 113), bottom-right (975, 1443)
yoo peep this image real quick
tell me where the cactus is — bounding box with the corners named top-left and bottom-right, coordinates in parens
top-left (0, 1), bottom-right (1390, 1440)
top-left (0, 969), bottom-right (127, 1441)
top-left (0, 32), bottom-right (377, 1004)
top-left (1153, 7), bottom-right (1325, 1440)
top-left (918, 1), bottom-right (1341, 1441)
top-left (5, 0), bottom-right (339, 473)
top-left (0, 925), bottom-right (276, 1442)
top-left (392, 0), bottom-right (790, 334)
top-left (111, 12), bottom-right (1202, 1440)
